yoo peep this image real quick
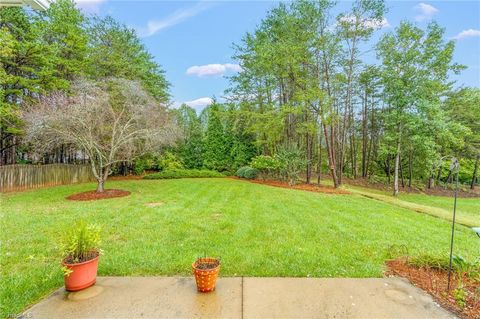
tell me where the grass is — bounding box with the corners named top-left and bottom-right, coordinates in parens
top-left (398, 193), bottom-right (479, 217)
top-left (344, 184), bottom-right (480, 227)
top-left (1, 178), bottom-right (479, 317)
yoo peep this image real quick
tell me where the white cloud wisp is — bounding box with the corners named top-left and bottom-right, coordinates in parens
top-left (186, 63), bottom-right (242, 77)
top-left (414, 3), bottom-right (439, 22)
top-left (139, 1), bottom-right (212, 38)
top-left (451, 29), bottom-right (480, 40)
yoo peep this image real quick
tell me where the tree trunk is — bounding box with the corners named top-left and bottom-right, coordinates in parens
top-left (323, 123), bottom-right (338, 188)
top-left (436, 165), bottom-right (442, 184)
top-left (96, 179), bottom-right (105, 193)
top-left (399, 154), bottom-right (405, 188)
top-left (361, 88), bottom-right (368, 178)
top-left (306, 131), bottom-right (312, 184)
top-left (393, 141), bottom-right (401, 196)
top-left (408, 152), bottom-right (413, 188)
top-left (471, 154), bottom-right (479, 190)
top-left (317, 126), bottom-right (322, 185)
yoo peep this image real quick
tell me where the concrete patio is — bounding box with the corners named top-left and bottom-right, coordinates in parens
top-left (24, 276), bottom-right (456, 319)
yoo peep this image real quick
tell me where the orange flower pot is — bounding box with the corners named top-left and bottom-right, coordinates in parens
top-left (62, 253), bottom-right (99, 291)
top-left (192, 257), bottom-right (220, 293)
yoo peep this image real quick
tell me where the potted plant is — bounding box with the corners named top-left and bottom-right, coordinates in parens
top-left (192, 257), bottom-right (221, 292)
top-left (61, 222), bottom-right (101, 291)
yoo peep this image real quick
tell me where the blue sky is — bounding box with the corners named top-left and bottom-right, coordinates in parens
top-left (75, 0), bottom-right (480, 110)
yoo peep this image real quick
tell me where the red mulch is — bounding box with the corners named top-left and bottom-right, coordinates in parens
top-left (386, 258), bottom-right (480, 319)
top-left (66, 189), bottom-right (131, 201)
top-left (232, 177), bottom-right (350, 195)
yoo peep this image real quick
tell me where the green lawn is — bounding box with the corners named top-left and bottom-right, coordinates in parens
top-left (1, 178), bottom-right (479, 317)
top-left (344, 184), bottom-right (480, 227)
top-left (398, 193), bottom-right (479, 217)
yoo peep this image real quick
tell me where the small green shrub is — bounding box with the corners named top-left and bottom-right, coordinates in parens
top-left (408, 254), bottom-right (480, 275)
top-left (144, 169), bottom-right (224, 179)
top-left (156, 151), bottom-right (183, 171)
top-left (276, 145), bottom-right (307, 185)
top-left (236, 166), bottom-right (248, 178)
top-left (243, 167), bottom-right (258, 179)
top-left (236, 166), bottom-right (258, 179)
top-left (133, 155), bottom-right (156, 174)
top-left (251, 155), bottom-right (280, 179)
top-left (408, 254), bottom-right (451, 270)
top-left (62, 222), bottom-right (101, 263)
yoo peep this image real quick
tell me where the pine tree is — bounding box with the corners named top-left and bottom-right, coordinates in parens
top-left (176, 104), bottom-right (204, 169)
top-left (203, 102), bottom-right (229, 171)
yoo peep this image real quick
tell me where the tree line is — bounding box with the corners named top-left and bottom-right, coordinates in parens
top-left (0, 0), bottom-right (169, 165)
top-left (170, 0), bottom-right (478, 194)
top-left (1, 0), bottom-right (478, 195)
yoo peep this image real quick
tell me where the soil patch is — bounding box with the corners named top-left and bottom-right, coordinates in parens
top-left (386, 258), bottom-right (480, 319)
top-left (232, 177), bottom-right (350, 195)
top-left (63, 251), bottom-right (99, 264)
top-left (145, 202), bottom-right (164, 207)
top-left (66, 189), bottom-right (130, 201)
top-left (194, 261), bottom-right (220, 270)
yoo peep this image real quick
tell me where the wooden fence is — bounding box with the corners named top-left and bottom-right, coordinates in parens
top-left (0, 164), bottom-right (95, 192)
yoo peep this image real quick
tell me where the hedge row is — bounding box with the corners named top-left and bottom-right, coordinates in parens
top-left (143, 169), bottom-right (224, 179)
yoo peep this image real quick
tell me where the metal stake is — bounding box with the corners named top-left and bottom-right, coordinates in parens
top-left (446, 159), bottom-right (459, 292)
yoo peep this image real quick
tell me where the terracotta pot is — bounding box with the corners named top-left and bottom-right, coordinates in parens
top-left (192, 257), bottom-right (220, 293)
top-left (62, 253), bottom-right (99, 291)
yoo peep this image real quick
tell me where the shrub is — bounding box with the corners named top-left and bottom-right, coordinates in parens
top-left (62, 222), bottom-right (101, 263)
top-left (251, 155), bottom-right (280, 179)
top-left (236, 166), bottom-right (258, 179)
top-left (408, 254), bottom-right (479, 275)
top-left (236, 166), bottom-right (248, 178)
top-left (243, 167), bottom-right (258, 179)
top-left (156, 151), bottom-right (183, 171)
top-left (133, 155), bottom-right (156, 175)
top-left (275, 145), bottom-right (307, 185)
top-left (144, 169), bottom-right (224, 179)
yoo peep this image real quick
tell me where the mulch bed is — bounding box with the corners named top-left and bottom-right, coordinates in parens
top-left (386, 258), bottom-right (480, 319)
top-left (66, 189), bottom-right (131, 201)
top-left (232, 177), bottom-right (350, 195)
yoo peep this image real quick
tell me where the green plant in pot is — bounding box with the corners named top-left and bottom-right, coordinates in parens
top-left (61, 222), bottom-right (101, 291)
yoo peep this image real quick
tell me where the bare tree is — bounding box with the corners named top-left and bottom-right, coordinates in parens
top-left (23, 78), bottom-right (178, 192)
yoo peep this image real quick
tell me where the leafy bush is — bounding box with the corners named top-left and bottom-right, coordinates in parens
top-left (144, 169), bottom-right (224, 179)
top-left (236, 166), bottom-right (248, 178)
top-left (156, 151), bottom-right (183, 171)
top-left (243, 167), bottom-right (258, 179)
top-left (133, 155), bottom-right (156, 174)
top-left (408, 254), bottom-right (479, 275)
top-left (276, 145), bottom-right (307, 185)
top-left (236, 166), bottom-right (258, 179)
top-left (408, 254), bottom-right (450, 270)
top-left (62, 222), bottom-right (101, 263)
top-left (251, 155), bottom-right (280, 179)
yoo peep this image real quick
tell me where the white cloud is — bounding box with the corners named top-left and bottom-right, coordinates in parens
top-left (138, 2), bottom-right (212, 38)
top-left (338, 15), bottom-right (390, 29)
top-left (414, 3), bottom-right (439, 22)
top-left (451, 29), bottom-right (480, 40)
top-left (74, 0), bottom-right (106, 14)
top-left (186, 63), bottom-right (242, 77)
top-left (184, 97), bottom-right (214, 108)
